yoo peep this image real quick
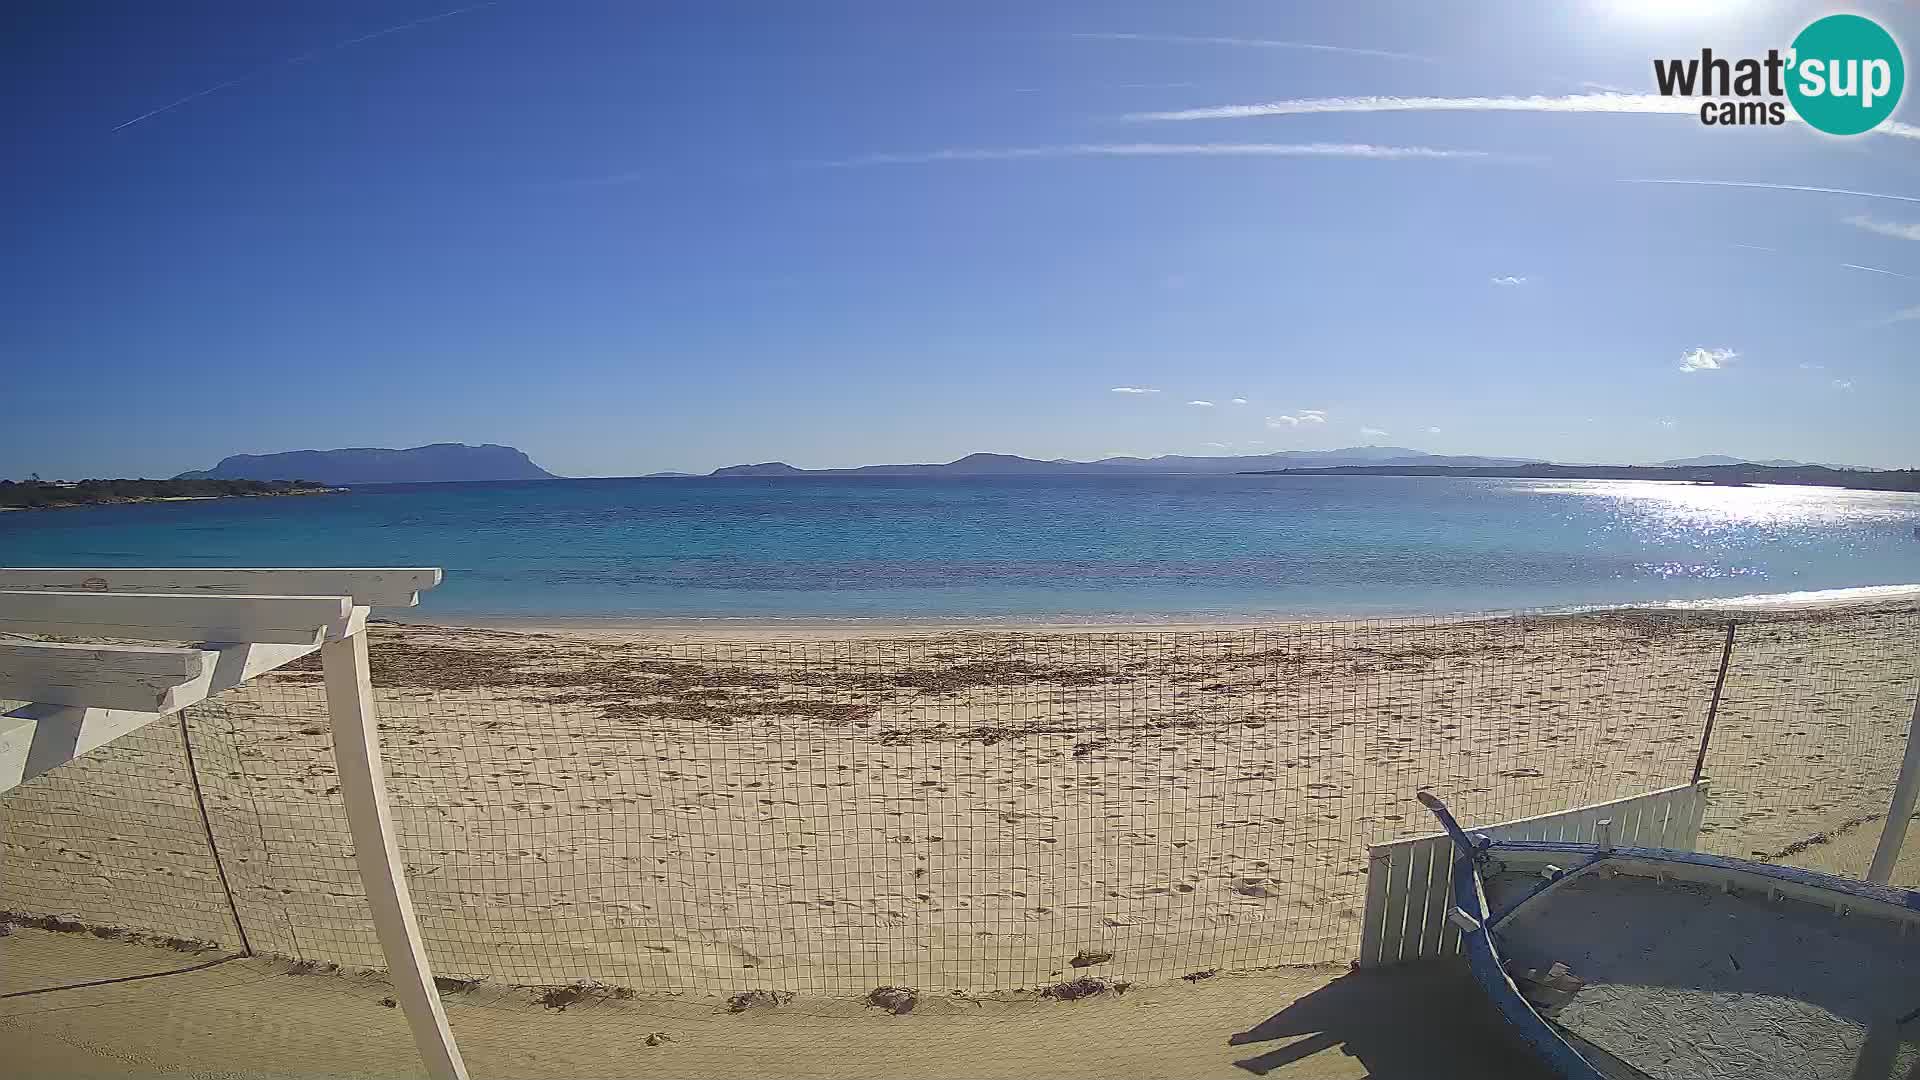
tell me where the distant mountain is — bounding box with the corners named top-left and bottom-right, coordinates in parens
top-left (177, 443), bottom-right (557, 485)
top-left (1087, 445), bottom-right (1436, 470)
top-left (1654, 455), bottom-right (1858, 470)
top-left (1658, 455), bottom-right (1779, 467)
top-left (707, 447), bottom-right (1544, 477)
top-left (1241, 461), bottom-right (1920, 493)
top-left (642, 471), bottom-right (697, 478)
top-left (1081, 450), bottom-right (1543, 474)
top-left (711, 462), bottom-right (808, 477)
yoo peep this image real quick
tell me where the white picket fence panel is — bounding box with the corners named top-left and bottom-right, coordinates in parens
top-left (1356, 782), bottom-right (1710, 968)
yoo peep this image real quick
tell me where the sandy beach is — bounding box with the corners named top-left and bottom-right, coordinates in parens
top-left (3, 598), bottom-right (1916, 1000)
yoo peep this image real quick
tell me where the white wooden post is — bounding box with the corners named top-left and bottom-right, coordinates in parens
top-left (1867, 679), bottom-right (1920, 884)
top-left (323, 629), bottom-right (469, 1080)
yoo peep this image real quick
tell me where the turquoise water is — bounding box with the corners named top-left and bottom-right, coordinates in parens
top-left (3, 475), bottom-right (1918, 621)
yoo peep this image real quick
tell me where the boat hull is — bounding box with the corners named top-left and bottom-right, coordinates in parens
top-left (1444, 839), bottom-right (1920, 1079)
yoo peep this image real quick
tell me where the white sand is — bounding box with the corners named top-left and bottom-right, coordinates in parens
top-left (3, 600), bottom-right (1915, 999)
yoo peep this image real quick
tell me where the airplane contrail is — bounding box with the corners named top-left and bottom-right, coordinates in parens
top-left (1125, 92), bottom-right (1920, 144)
top-left (1126, 92), bottom-right (1695, 122)
top-left (1841, 262), bottom-right (1914, 278)
top-left (820, 142), bottom-right (1511, 167)
top-left (1070, 32), bottom-right (1430, 64)
top-left (114, 1), bottom-right (498, 132)
top-left (1619, 179), bottom-right (1920, 205)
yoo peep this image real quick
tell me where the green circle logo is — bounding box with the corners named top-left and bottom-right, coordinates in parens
top-left (1787, 14), bottom-right (1904, 135)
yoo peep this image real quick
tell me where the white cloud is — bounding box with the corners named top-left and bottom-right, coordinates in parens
top-left (1678, 347), bottom-right (1735, 373)
top-left (1230, 397), bottom-right (1248, 405)
top-left (1844, 215), bottom-right (1920, 241)
top-left (1889, 306), bottom-right (1920, 323)
top-left (825, 142), bottom-right (1506, 167)
top-left (1833, 379), bottom-right (1855, 390)
top-left (1266, 409), bottom-right (1328, 428)
top-left (1490, 275), bottom-right (1528, 286)
top-left (1187, 399), bottom-right (1215, 407)
top-left (1071, 32), bottom-right (1430, 63)
top-left (1842, 262), bottom-right (1915, 279)
top-left (1110, 386), bottom-right (1160, 394)
top-left (1659, 418), bottom-right (1678, 429)
top-left (1202, 441), bottom-right (1230, 449)
top-left (1798, 362), bottom-right (1826, 370)
top-left (1360, 427), bottom-right (1390, 438)
top-left (1426, 426), bottom-right (1442, 434)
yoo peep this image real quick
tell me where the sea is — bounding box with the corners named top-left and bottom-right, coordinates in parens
top-left (4, 475), bottom-right (1919, 623)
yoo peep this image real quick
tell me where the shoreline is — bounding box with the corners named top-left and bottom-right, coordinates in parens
top-left (378, 581), bottom-right (1920, 642)
top-left (0, 487), bottom-right (343, 512)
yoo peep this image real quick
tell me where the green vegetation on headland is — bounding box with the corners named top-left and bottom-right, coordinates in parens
top-left (0, 478), bottom-right (340, 510)
top-left (1237, 462), bottom-right (1920, 492)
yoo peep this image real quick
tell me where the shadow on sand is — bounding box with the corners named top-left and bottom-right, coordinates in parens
top-left (1227, 961), bottom-right (1549, 1079)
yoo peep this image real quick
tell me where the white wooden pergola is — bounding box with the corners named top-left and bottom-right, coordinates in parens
top-left (0, 568), bottom-right (468, 1080)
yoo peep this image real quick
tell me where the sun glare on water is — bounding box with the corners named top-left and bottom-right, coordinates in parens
top-left (1521, 479), bottom-right (1920, 529)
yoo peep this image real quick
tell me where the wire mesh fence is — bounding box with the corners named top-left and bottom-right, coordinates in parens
top-left (1690, 602), bottom-right (1918, 862)
top-left (2, 601), bottom-right (1915, 1001)
top-left (0, 712), bottom-right (246, 949)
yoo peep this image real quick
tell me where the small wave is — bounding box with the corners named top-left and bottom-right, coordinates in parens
top-left (1656, 583), bottom-right (1920, 610)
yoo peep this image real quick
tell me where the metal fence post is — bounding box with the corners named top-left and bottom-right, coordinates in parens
top-left (1690, 622), bottom-right (1737, 785)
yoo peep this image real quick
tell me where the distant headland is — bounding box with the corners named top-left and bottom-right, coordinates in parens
top-left (0, 477), bottom-right (338, 511)
top-left (101, 443), bottom-right (1914, 494)
top-left (1239, 462), bottom-right (1920, 493)
top-left (707, 447), bottom-right (1540, 477)
top-left (695, 448), bottom-right (1908, 490)
top-left (176, 443), bottom-right (557, 485)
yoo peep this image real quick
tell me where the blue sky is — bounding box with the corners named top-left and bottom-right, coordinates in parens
top-left (4, 0), bottom-right (1917, 478)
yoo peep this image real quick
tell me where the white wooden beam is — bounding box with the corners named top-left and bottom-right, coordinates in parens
top-left (0, 640), bottom-right (206, 676)
top-left (323, 631), bottom-right (468, 1080)
top-left (0, 642), bottom-right (209, 712)
top-left (1868, 679), bottom-right (1920, 884)
top-left (0, 704), bottom-right (163, 793)
top-left (0, 637), bottom-right (330, 794)
top-left (0, 591), bottom-right (353, 645)
top-left (0, 568), bottom-right (441, 608)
